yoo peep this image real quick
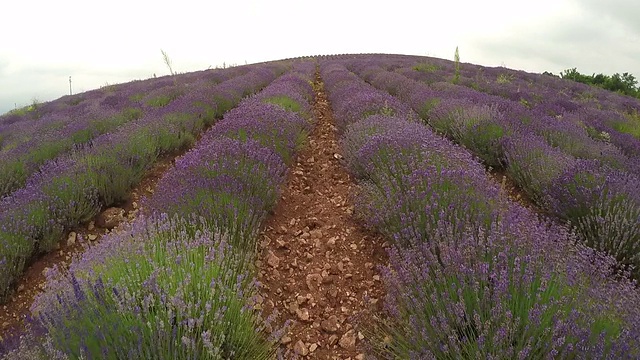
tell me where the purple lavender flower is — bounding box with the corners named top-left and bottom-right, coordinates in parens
top-left (502, 133), bottom-right (576, 205)
top-left (144, 138), bottom-right (286, 250)
top-left (203, 100), bottom-right (311, 163)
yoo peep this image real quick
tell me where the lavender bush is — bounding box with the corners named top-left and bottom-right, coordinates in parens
top-left (321, 56), bottom-right (640, 359)
top-left (545, 160), bottom-right (640, 278)
top-left (530, 113), bottom-right (630, 170)
top-left (10, 60), bottom-right (315, 358)
top-left (0, 185), bottom-right (65, 300)
top-left (203, 101), bottom-right (311, 164)
top-left (502, 133), bottom-right (576, 205)
top-left (370, 208), bottom-right (638, 359)
top-left (357, 162), bottom-right (499, 249)
top-left (36, 158), bottom-right (101, 228)
top-left (145, 138), bottom-right (287, 251)
top-left (332, 87), bottom-right (414, 131)
top-left (0, 105), bottom-right (143, 199)
top-left (321, 63), bottom-right (416, 131)
top-left (0, 63), bottom-right (285, 303)
top-left (256, 73), bottom-right (314, 117)
top-left (427, 99), bottom-right (508, 167)
top-left (30, 214), bottom-right (277, 360)
top-left (341, 115), bottom-right (429, 181)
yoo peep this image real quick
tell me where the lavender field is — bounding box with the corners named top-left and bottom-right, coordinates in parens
top-left (2, 54), bottom-right (640, 359)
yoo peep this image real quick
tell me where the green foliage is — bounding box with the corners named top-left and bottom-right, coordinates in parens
top-left (161, 49), bottom-right (176, 76)
top-left (145, 95), bottom-right (173, 107)
top-left (129, 93), bottom-right (145, 102)
top-left (613, 111), bottom-right (640, 139)
top-left (71, 109), bottom-right (142, 144)
top-left (7, 98), bottom-right (41, 118)
top-left (362, 102), bottom-right (396, 120)
top-left (145, 88), bottom-right (183, 107)
top-left (519, 98), bottom-right (532, 109)
top-left (461, 121), bottom-right (504, 167)
top-left (584, 126), bottom-right (612, 142)
top-left (559, 68), bottom-right (640, 98)
top-left (413, 62), bottom-right (440, 73)
top-left (27, 200), bottom-right (65, 254)
top-left (100, 82), bottom-right (118, 93)
top-left (0, 161), bottom-right (26, 196)
top-left (212, 94), bottom-right (238, 118)
top-left (157, 113), bottom-right (199, 152)
top-left (263, 96), bottom-right (302, 115)
top-left (181, 190), bottom-right (261, 250)
top-left (27, 142), bottom-right (69, 168)
top-left (65, 96), bottom-right (84, 106)
top-left (191, 101), bottom-right (219, 126)
top-left (42, 172), bottom-right (101, 228)
top-left (40, 217), bottom-right (275, 360)
top-left (496, 73), bottom-right (513, 84)
top-left (453, 46), bottom-right (461, 84)
top-left (70, 128), bottom-right (93, 144)
top-left (0, 232), bottom-right (33, 290)
top-left (120, 131), bottom-right (161, 184)
top-left (120, 107), bottom-right (144, 121)
top-left (417, 98), bottom-right (441, 119)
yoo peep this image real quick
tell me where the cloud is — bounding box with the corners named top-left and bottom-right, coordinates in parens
top-left (468, 1), bottom-right (640, 79)
top-left (577, 0), bottom-right (640, 35)
top-left (2, 0), bottom-right (640, 114)
top-left (0, 60), bottom-right (158, 114)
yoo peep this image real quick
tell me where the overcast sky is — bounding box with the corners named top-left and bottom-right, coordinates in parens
top-left (1, 0), bottom-right (638, 114)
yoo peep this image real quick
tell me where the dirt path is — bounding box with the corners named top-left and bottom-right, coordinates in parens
top-left (0, 151), bottom-right (183, 340)
top-left (257, 75), bottom-right (387, 359)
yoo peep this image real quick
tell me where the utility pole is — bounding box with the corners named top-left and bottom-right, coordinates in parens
top-left (69, 76), bottom-right (72, 95)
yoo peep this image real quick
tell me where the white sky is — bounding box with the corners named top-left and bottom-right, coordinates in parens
top-left (1, 0), bottom-right (639, 114)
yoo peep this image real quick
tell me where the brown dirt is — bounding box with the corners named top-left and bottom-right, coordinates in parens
top-left (0, 150), bottom-right (186, 340)
top-left (488, 169), bottom-right (533, 207)
top-left (487, 168), bottom-right (555, 219)
top-left (257, 75), bottom-right (387, 359)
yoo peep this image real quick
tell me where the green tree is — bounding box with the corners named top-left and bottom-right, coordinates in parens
top-left (453, 46), bottom-right (460, 84)
top-left (559, 67), bottom-right (639, 98)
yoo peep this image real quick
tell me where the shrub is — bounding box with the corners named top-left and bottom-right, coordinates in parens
top-left (341, 115), bottom-right (430, 181)
top-left (263, 95), bottom-right (303, 115)
top-left (31, 215), bottom-right (277, 360)
top-left (205, 101), bottom-right (311, 164)
top-left (145, 138), bottom-right (286, 251)
top-left (358, 163), bottom-right (498, 248)
top-left (447, 104), bottom-right (507, 168)
top-left (502, 134), bottom-right (575, 205)
top-left (370, 207), bottom-right (637, 359)
top-left (546, 160), bottom-right (640, 278)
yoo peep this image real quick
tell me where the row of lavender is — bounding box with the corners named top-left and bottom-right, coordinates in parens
top-left (0, 67), bottom-right (249, 198)
top-left (325, 53), bottom-right (640, 163)
top-left (320, 61), bottom-right (640, 358)
top-left (341, 58), bottom-right (640, 282)
top-left (396, 54), bottom-right (640, 170)
top-left (0, 67), bottom-right (246, 129)
top-left (0, 63), bottom-right (286, 303)
top-left (0, 61), bottom-right (316, 359)
top-left (389, 55), bottom-right (640, 164)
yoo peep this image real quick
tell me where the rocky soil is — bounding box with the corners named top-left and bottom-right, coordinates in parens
top-left (257, 76), bottom-right (387, 359)
top-left (0, 155), bottom-right (176, 339)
